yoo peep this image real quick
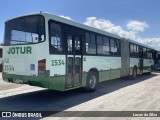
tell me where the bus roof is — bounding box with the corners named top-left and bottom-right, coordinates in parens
top-left (6, 12), bottom-right (156, 50)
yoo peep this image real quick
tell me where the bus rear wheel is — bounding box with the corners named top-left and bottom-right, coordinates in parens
top-left (131, 67), bottom-right (137, 80)
top-left (147, 65), bottom-right (153, 75)
top-left (84, 71), bottom-right (98, 92)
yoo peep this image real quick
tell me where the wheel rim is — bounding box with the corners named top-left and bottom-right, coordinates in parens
top-left (89, 75), bottom-right (96, 89)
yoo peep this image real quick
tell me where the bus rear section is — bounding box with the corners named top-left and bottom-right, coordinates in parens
top-left (2, 15), bottom-right (49, 88)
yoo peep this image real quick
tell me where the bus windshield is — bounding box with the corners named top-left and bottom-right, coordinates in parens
top-left (4, 15), bottom-right (45, 45)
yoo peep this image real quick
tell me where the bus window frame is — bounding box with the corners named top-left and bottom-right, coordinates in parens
top-left (129, 43), bottom-right (139, 58)
top-left (4, 15), bottom-right (46, 46)
top-left (48, 20), bottom-right (65, 54)
top-left (84, 30), bottom-right (121, 57)
top-left (109, 37), bottom-right (121, 57)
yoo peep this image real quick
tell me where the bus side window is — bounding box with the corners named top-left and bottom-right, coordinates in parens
top-left (97, 35), bottom-right (109, 55)
top-left (103, 37), bottom-right (110, 55)
top-left (85, 33), bottom-right (96, 54)
top-left (147, 49), bottom-right (152, 59)
top-left (49, 21), bottom-right (63, 53)
top-left (67, 35), bottom-right (72, 52)
top-left (130, 43), bottom-right (139, 57)
top-left (110, 39), bottom-right (120, 56)
top-left (143, 48), bottom-right (147, 58)
top-left (0, 49), bottom-right (2, 58)
top-left (110, 39), bottom-right (117, 55)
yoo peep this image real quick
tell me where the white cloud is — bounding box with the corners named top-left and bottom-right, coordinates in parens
top-left (57, 15), bottom-right (160, 50)
top-left (84, 17), bottom-right (160, 50)
top-left (84, 17), bottom-right (137, 40)
top-left (126, 20), bottom-right (149, 32)
top-left (59, 15), bottom-right (72, 20)
top-left (137, 37), bottom-right (160, 50)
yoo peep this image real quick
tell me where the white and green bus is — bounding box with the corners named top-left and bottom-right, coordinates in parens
top-left (2, 12), bottom-right (157, 92)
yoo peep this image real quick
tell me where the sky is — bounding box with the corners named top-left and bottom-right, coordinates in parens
top-left (1, 0), bottom-right (160, 50)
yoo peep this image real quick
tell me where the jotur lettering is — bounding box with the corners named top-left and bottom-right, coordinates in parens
top-left (7, 46), bottom-right (32, 54)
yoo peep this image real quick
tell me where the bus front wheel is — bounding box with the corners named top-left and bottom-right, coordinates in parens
top-left (84, 71), bottom-right (98, 92)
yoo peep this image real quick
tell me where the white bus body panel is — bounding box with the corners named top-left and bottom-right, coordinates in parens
top-left (3, 42), bottom-right (49, 76)
top-left (130, 58), bottom-right (139, 68)
top-left (49, 55), bottom-right (66, 76)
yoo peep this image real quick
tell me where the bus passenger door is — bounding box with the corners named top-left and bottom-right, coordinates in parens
top-left (139, 48), bottom-right (143, 73)
top-left (66, 34), bottom-right (82, 88)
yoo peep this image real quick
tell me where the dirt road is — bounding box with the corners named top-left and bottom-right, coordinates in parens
top-left (0, 72), bottom-right (160, 120)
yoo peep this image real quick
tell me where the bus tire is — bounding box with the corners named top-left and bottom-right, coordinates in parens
top-left (151, 65), bottom-right (154, 72)
top-left (131, 67), bottom-right (137, 80)
top-left (147, 65), bottom-right (153, 75)
top-left (84, 71), bottom-right (98, 92)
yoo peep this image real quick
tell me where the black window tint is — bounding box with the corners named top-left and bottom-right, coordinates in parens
top-left (130, 43), bottom-right (139, 57)
top-left (85, 33), bottom-right (96, 54)
top-left (110, 39), bottom-right (120, 56)
top-left (87, 44), bottom-right (96, 54)
top-left (67, 35), bottom-right (72, 52)
top-left (114, 40), bottom-right (117, 47)
top-left (130, 44), bottom-right (134, 53)
top-left (117, 40), bottom-right (120, 55)
top-left (97, 45), bottom-right (103, 54)
top-left (147, 49), bottom-right (152, 59)
top-left (49, 22), bottom-right (62, 53)
top-left (136, 45), bottom-right (139, 53)
top-left (91, 34), bottom-right (96, 44)
top-left (110, 39), bottom-right (115, 47)
top-left (103, 37), bottom-right (109, 45)
top-left (85, 33), bottom-right (90, 43)
top-left (97, 36), bottom-right (103, 45)
top-left (4, 15), bottom-right (45, 45)
top-left (116, 40), bottom-right (120, 49)
top-left (134, 45), bottom-right (137, 51)
top-left (97, 36), bottom-right (109, 55)
top-left (75, 37), bottom-right (80, 50)
top-left (143, 48), bottom-right (147, 58)
top-left (0, 49), bottom-right (2, 57)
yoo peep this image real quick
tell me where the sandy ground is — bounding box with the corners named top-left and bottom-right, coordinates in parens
top-left (0, 72), bottom-right (160, 120)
